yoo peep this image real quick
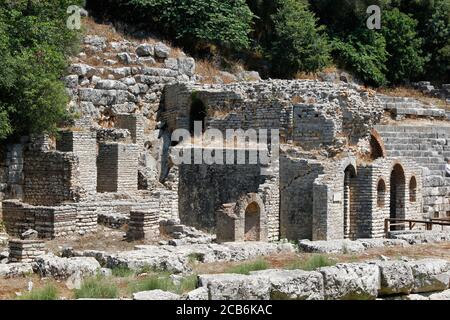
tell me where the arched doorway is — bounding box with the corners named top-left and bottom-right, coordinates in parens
top-left (390, 164), bottom-right (406, 230)
top-left (344, 165), bottom-right (357, 239)
top-left (244, 202), bottom-right (260, 241)
top-left (189, 98), bottom-right (207, 134)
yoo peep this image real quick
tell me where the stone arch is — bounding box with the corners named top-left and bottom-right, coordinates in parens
top-left (343, 164), bottom-right (357, 239)
top-left (189, 97), bottom-right (207, 134)
top-left (409, 176), bottom-right (417, 203)
top-left (377, 178), bottom-right (386, 208)
top-left (370, 129), bottom-right (386, 160)
top-left (244, 202), bottom-right (261, 241)
top-left (236, 193), bottom-right (266, 242)
top-left (390, 163), bottom-right (406, 229)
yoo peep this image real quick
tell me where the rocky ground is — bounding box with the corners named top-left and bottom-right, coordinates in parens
top-left (1, 229), bottom-right (450, 300)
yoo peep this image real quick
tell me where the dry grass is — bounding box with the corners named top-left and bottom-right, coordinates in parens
top-left (195, 59), bottom-right (236, 84)
top-left (378, 86), bottom-right (449, 109)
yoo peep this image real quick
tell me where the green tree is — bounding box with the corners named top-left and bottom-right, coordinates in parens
top-left (88, 0), bottom-right (254, 49)
top-left (381, 8), bottom-right (427, 84)
top-left (269, 0), bottom-right (331, 77)
top-left (332, 29), bottom-right (388, 87)
top-left (0, 0), bottom-right (82, 140)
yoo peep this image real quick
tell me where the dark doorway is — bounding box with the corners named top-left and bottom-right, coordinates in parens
top-left (343, 165), bottom-right (357, 239)
top-left (189, 98), bottom-right (207, 134)
top-left (390, 164), bottom-right (406, 230)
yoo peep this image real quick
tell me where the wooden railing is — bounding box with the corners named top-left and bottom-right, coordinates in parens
top-left (384, 218), bottom-right (450, 236)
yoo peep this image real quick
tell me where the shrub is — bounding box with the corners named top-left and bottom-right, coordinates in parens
top-left (74, 276), bottom-right (119, 299)
top-left (17, 284), bottom-right (59, 300)
top-left (88, 0), bottom-right (254, 49)
top-left (225, 259), bottom-right (269, 275)
top-left (332, 28), bottom-right (388, 87)
top-left (269, 0), bottom-right (331, 77)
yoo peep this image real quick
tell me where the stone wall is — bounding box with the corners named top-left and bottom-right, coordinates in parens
top-left (23, 149), bottom-right (83, 206)
top-left (97, 142), bottom-right (138, 192)
top-left (56, 130), bottom-right (97, 194)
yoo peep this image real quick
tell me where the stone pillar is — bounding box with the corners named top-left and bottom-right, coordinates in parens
top-left (126, 210), bottom-right (160, 241)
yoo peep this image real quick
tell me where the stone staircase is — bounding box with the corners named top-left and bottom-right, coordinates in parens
top-left (375, 124), bottom-right (450, 217)
top-left (377, 95), bottom-right (447, 120)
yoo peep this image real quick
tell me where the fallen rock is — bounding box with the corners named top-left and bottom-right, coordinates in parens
top-left (33, 254), bottom-right (100, 280)
top-left (408, 259), bottom-right (450, 293)
top-left (154, 42), bottom-right (171, 58)
top-left (298, 239), bottom-right (365, 254)
top-left (374, 261), bottom-right (414, 296)
top-left (182, 287), bottom-right (209, 300)
top-left (0, 263), bottom-right (33, 278)
top-left (251, 269), bottom-right (324, 300)
top-left (199, 274), bottom-right (271, 300)
top-left (429, 289), bottom-right (450, 300)
top-left (319, 263), bottom-right (380, 300)
top-left (136, 43), bottom-right (154, 57)
top-left (133, 290), bottom-right (180, 300)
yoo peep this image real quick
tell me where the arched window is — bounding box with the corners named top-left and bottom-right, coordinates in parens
top-left (409, 176), bottom-right (417, 202)
top-left (377, 179), bottom-right (386, 208)
top-left (244, 202), bottom-right (261, 241)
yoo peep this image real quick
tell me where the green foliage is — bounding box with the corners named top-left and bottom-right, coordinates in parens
top-left (17, 284), bottom-right (59, 300)
top-left (128, 273), bottom-right (197, 294)
top-left (224, 259), bottom-right (269, 275)
top-left (287, 254), bottom-right (336, 271)
top-left (111, 266), bottom-right (135, 278)
top-left (90, 0), bottom-right (254, 49)
top-left (74, 276), bottom-right (119, 299)
top-left (381, 9), bottom-right (427, 84)
top-left (0, 0), bottom-right (81, 140)
top-left (332, 29), bottom-right (388, 86)
top-left (269, 0), bottom-right (331, 77)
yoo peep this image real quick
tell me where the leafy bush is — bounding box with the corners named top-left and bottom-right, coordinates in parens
top-left (332, 28), bottom-right (388, 87)
top-left (225, 259), bottom-right (269, 275)
top-left (0, 0), bottom-right (81, 140)
top-left (269, 0), bottom-right (331, 77)
top-left (88, 0), bottom-right (254, 49)
top-left (381, 8), bottom-right (427, 84)
top-left (74, 276), bottom-right (119, 299)
top-left (17, 284), bottom-right (59, 300)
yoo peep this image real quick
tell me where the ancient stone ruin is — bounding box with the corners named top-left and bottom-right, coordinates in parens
top-left (0, 32), bottom-right (449, 301)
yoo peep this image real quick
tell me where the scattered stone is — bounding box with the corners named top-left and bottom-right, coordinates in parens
top-left (154, 42), bottom-right (171, 58)
top-left (408, 259), bottom-right (450, 293)
top-left (0, 263), bottom-right (33, 278)
top-left (136, 43), bottom-right (154, 57)
top-left (374, 261), bottom-right (414, 296)
top-left (183, 287), bottom-right (209, 300)
top-left (298, 239), bottom-right (365, 254)
top-left (133, 290), bottom-right (180, 300)
top-left (319, 263), bottom-right (380, 300)
top-left (99, 268), bottom-right (112, 277)
top-left (251, 269), bottom-right (324, 300)
top-left (429, 289), bottom-right (450, 300)
top-left (199, 274), bottom-right (271, 300)
top-left (33, 254), bottom-right (100, 280)
top-left (117, 52), bottom-right (132, 64)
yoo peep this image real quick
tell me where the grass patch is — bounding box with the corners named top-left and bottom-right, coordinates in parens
top-left (129, 273), bottom-right (198, 294)
top-left (129, 273), bottom-right (176, 293)
top-left (287, 255), bottom-right (336, 271)
top-left (111, 266), bottom-right (135, 278)
top-left (17, 284), bottom-right (59, 300)
top-left (74, 276), bottom-right (119, 299)
top-left (224, 259), bottom-right (269, 275)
